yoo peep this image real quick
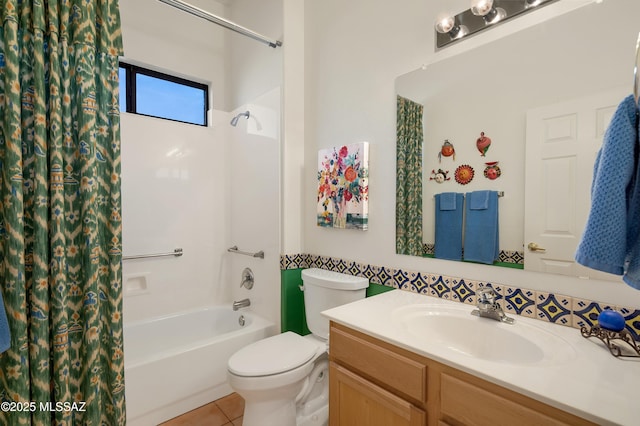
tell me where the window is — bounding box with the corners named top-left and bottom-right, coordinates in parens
top-left (119, 62), bottom-right (209, 126)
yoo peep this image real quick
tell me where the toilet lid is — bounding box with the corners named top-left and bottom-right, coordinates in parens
top-left (228, 332), bottom-right (320, 377)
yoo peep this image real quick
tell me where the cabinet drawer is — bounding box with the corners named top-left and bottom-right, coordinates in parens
top-left (440, 373), bottom-right (591, 426)
top-left (330, 323), bottom-right (427, 402)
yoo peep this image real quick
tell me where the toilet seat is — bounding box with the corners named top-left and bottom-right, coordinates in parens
top-left (228, 332), bottom-right (322, 377)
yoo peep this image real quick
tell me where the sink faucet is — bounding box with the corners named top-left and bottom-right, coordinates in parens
top-left (232, 298), bottom-right (251, 311)
top-left (471, 287), bottom-right (514, 324)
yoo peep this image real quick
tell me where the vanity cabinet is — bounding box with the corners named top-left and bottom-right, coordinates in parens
top-left (328, 322), bottom-right (596, 426)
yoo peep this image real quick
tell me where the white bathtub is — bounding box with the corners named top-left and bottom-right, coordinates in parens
top-left (124, 305), bottom-right (276, 425)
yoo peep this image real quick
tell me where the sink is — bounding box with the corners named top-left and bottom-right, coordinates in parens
top-left (391, 304), bottom-right (576, 365)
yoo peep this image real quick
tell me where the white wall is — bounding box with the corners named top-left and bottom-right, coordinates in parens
top-left (227, 0), bottom-right (283, 324)
top-left (228, 88), bottom-right (281, 324)
top-left (121, 111), bottom-right (231, 322)
top-left (228, 0), bottom-right (283, 109)
top-left (120, 0), bottom-right (283, 324)
top-left (301, 0), bottom-right (640, 308)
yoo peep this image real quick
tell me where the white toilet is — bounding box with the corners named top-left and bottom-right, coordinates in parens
top-left (227, 268), bottom-right (369, 426)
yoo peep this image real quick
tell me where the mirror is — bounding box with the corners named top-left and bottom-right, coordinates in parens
top-left (395, 0), bottom-right (639, 277)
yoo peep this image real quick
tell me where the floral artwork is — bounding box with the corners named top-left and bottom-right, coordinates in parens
top-left (317, 142), bottom-right (369, 230)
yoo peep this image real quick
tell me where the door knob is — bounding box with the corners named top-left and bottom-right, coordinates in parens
top-left (527, 242), bottom-right (546, 253)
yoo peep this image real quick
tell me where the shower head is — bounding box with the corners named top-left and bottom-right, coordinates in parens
top-left (230, 111), bottom-right (250, 127)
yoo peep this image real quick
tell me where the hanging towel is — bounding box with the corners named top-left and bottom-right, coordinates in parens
top-left (575, 95), bottom-right (640, 289)
top-left (0, 291), bottom-right (10, 353)
top-left (435, 192), bottom-right (464, 261)
top-left (464, 190), bottom-right (499, 264)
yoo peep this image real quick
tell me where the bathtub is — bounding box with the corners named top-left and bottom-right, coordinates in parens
top-left (124, 305), bottom-right (276, 425)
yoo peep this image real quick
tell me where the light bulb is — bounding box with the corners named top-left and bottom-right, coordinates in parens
top-left (435, 15), bottom-right (455, 34)
top-left (470, 0), bottom-right (494, 16)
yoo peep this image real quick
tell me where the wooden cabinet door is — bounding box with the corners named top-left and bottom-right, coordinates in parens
top-left (329, 362), bottom-right (426, 426)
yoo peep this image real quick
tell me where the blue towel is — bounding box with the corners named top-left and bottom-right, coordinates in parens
top-left (0, 291), bottom-right (10, 353)
top-left (575, 95), bottom-right (640, 289)
top-left (469, 190), bottom-right (489, 210)
top-left (439, 192), bottom-right (457, 210)
top-left (435, 192), bottom-right (464, 261)
top-left (464, 190), bottom-right (499, 264)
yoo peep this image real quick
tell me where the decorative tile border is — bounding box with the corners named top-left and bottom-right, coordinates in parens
top-left (420, 244), bottom-right (524, 265)
top-left (280, 253), bottom-right (640, 341)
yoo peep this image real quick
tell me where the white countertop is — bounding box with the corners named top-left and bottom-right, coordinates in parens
top-left (322, 290), bottom-right (640, 426)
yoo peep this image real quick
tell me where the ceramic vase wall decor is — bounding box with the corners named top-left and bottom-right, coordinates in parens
top-left (476, 131), bottom-right (492, 157)
top-left (438, 139), bottom-right (456, 162)
top-left (454, 164), bottom-right (474, 185)
top-left (484, 161), bottom-right (501, 180)
top-left (430, 169), bottom-right (450, 183)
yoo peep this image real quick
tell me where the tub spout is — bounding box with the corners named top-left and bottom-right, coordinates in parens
top-left (232, 298), bottom-right (251, 311)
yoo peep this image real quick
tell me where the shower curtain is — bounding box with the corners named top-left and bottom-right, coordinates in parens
top-left (396, 95), bottom-right (423, 256)
top-left (0, 1), bottom-right (125, 424)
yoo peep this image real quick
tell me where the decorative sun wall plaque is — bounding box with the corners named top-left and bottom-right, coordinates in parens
top-left (317, 142), bottom-right (369, 230)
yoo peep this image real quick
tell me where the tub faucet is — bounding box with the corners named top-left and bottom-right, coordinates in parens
top-left (232, 298), bottom-right (251, 311)
top-left (471, 287), bottom-right (514, 324)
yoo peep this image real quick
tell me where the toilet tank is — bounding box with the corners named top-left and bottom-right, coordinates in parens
top-left (301, 268), bottom-right (369, 340)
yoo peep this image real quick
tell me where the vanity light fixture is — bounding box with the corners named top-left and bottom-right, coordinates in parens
top-left (435, 0), bottom-right (558, 49)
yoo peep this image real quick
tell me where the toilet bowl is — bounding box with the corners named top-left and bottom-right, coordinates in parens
top-left (227, 332), bottom-right (328, 426)
top-left (226, 268), bottom-right (369, 426)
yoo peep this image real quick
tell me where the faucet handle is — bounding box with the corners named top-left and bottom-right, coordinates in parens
top-left (240, 267), bottom-right (254, 290)
top-left (477, 286), bottom-right (495, 304)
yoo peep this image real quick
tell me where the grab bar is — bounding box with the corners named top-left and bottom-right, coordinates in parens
top-left (228, 246), bottom-right (264, 259)
top-left (123, 248), bottom-right (184, 261)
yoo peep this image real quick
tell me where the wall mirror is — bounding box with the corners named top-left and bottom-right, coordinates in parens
top-left (395, 0), bottom-right (639, 279)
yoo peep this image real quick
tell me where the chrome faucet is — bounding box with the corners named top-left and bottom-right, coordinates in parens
top-left (232, 298), bottom-right (251, 311)
top-left (471, 287), bottom-right (514, 324)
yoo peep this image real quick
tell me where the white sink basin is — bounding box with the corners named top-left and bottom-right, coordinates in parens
top-left (391, 304), bottom-right (576, 365)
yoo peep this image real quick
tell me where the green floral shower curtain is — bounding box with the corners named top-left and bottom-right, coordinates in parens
top-left (396, 95), bottom-right (423, 256)
top-left (0, 1), bottom-right (125, 425)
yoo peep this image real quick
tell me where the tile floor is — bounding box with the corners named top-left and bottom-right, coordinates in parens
top-left (160, 393), bottom-right (244, 426)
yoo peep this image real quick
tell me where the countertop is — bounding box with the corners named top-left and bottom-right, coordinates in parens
top-left (322, 289), bottom-right (640, 426)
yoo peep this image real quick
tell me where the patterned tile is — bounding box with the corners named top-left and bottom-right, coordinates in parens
top-left (345, 262), bottom-right (364, 277)
top-left (302, 253), bottom-right (312, 267)
top-left (536, 292), bottom-right (572, 326)
top-left (280, 255), bottom-right (289, 270)
top-left (310, 254), bottom-right (323, 269)
top-left (504, 287), bottom-right (536, 318)
top-left (497, 250), bottom-right (524, 265)
top-left (618, 307), bottom-right (640, 341)
top-left (322, 256), bottom-right (333, 269)
top-left (571, 298), bottom-right (614, 330)
top-left (430, 275), bottom-right (451, 300)
top-left (371, 266), bottom-right (394, 287)
top-left (407, 271), bottom-right (429, 294)
top-left (422, 243), bottom-right (434, 256)
top-left (359, 263), bottom-right (377, 282)
top-left (450, 277), bottom-right (476, 305)
top-left (393, 269), bottom-right (411, 290)
top-left (331, 257), bottom-right (348, 273)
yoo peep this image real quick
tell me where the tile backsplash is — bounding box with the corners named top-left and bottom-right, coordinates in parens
top-left (280, 253), bottom-right (640, 341)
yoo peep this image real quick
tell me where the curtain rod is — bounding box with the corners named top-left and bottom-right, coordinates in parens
top-left (157, 0), bottom-right (282, 48)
